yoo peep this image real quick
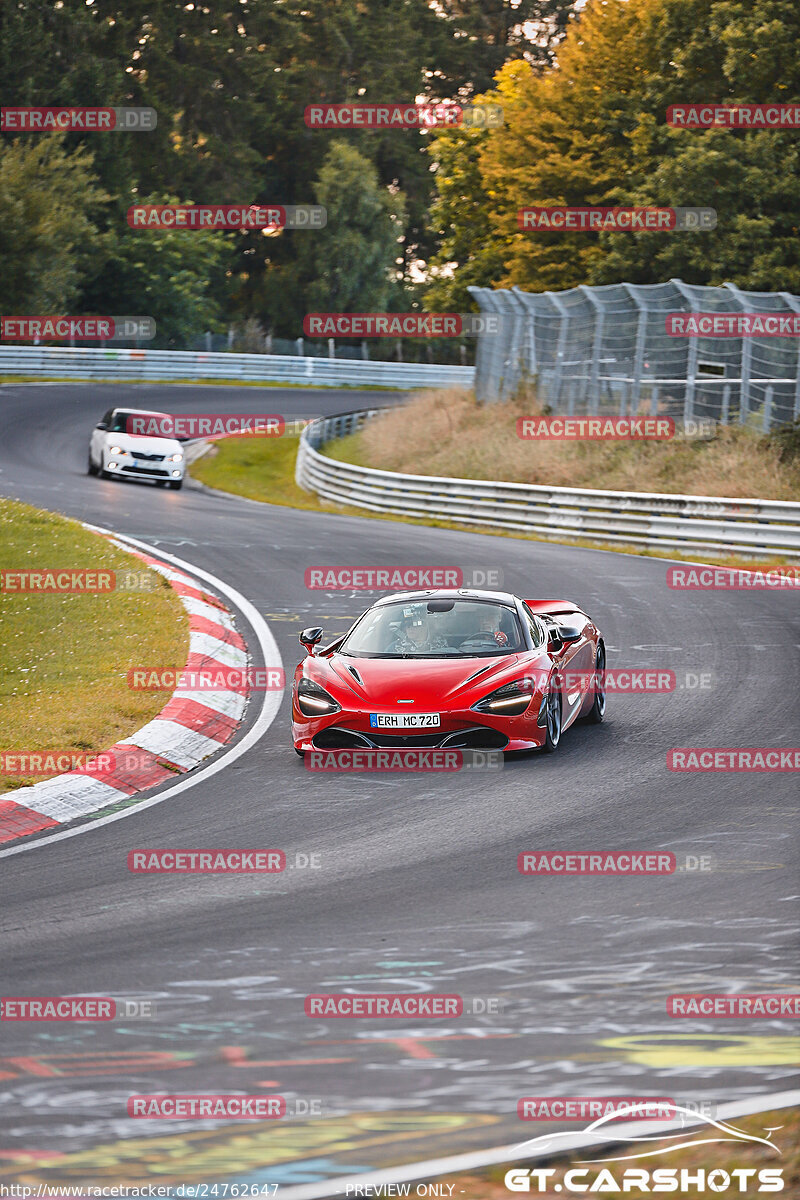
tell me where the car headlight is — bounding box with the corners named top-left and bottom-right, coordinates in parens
top-left (296, 678), bottom-right (341, 717)
top-left (472, 676), bottom-right (537, 716)
top-left (168, 452), bottom-right (183, 462)
top-left (109, 445), bottom-right (123, 454)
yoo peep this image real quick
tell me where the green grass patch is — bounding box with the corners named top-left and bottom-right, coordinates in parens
top-left (0, 498), bottom-right (190, 794)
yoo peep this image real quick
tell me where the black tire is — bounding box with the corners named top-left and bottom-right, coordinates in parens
top-left (169, 479), bottom-right (183, 490)
top-left (585, 643), bottom-right (606, 724)
top-left (87, 452), bottom-right (99, 476)
top-left (541, 681), bottom-right (562, 753)
top-left (294, 747), bottom-right (305, 757)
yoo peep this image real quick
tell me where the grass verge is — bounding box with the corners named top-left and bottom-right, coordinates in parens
top-left (0, 498), bottom-right (189, 795)
top-left (189, 432), bottom-right (797, 569)
top-left (415, 1106), bottom-right (799, 1199)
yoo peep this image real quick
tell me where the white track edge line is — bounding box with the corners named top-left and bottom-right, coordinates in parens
top-left (277, 1090), bottom-right (800, 1200)
top-left (0, 527), bottom-right (284, 859)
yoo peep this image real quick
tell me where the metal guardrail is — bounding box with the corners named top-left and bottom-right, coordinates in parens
top-left (295, 411), bottom-right (800, 559)
top-left (0, 346), bottom-right (474, 391)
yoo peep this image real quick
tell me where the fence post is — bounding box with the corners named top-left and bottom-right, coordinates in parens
top-left (721, 383), bottom-right (731, 424)
top-left (296, 337), bottom-right (304, 357)
top-left (763, 384), bottom-right (774, 432)
top-left (328, 337), bottom-right (335, 360)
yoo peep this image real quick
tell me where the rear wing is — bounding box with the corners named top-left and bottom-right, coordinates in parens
top-left (524, 599), bottom-right (584, 618)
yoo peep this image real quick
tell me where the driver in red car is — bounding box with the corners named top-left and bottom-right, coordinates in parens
top-left (464, 608), bottom-right (509, 647)
top-left (387, 605), bottom-right (448, 653)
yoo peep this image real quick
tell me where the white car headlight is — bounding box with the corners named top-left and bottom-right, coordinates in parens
top-left (168, 452), bottom-right (183, 462)
top-left (109, 445), bottom-right (123, 454)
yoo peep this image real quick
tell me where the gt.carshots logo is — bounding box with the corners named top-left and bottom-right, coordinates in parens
top-left (505, 1104), bottom-right (785, 1192)
top-left (1, 106), bottom-right (156, 131)
top-left (304, 994), bottom-right (462, 1017)
top-left (125, 414), bottom-right (284, 438)
top-left (1, 317), bottom-right (155, 341)
top-left (668, 748), bottom-right (800, 771)
top-left (518, 207), bottom-right (716, 231)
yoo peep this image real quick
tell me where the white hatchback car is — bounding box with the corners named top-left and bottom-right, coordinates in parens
top-left (88, 407), bottom-right (185, 490)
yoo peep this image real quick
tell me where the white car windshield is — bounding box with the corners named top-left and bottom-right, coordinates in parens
top-left (340, 599), bottom-right (524, 658)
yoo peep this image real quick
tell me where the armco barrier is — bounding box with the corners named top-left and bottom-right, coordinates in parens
top-left (295, 412), bottom-right (800, 559)
top-left (0, 346), bottom-right (474, 390)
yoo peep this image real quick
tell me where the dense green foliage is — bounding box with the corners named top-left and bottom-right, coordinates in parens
top-left (2, 0), bottom-right (797, 341)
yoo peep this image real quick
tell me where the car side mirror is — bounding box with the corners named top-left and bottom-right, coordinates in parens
top-left (300, 627), bottom-right (323, 655)
top-left (554, 625), bottom-right (582, 644)
top-left (95, 421), bottom-right (108, 430)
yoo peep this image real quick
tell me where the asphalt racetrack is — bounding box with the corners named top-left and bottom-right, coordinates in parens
top-left (0, 383), bottom-right (798, 1189)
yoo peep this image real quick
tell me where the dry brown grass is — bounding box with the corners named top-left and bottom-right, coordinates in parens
top-left (328, 388), bottom-right (800, 500)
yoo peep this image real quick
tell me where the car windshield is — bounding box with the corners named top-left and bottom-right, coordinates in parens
top-left (339, 599), bottom-right (524, 658)
top-left (108, 411), bottom-right (167, 434)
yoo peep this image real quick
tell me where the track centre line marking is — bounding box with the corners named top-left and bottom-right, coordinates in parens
top-left (0, 526), bottom-right (284, 859)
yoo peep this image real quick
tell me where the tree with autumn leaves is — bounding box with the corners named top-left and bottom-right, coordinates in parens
top-left (428, 0), bottom-right (800, 306)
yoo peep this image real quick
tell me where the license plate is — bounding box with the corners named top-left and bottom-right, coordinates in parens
top-left (370, 713), bottom-right (441, 729)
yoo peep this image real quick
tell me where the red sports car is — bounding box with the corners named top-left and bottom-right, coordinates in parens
top-left (291, 589), bottom-right (605, 755)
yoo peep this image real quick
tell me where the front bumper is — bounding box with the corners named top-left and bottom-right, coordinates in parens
top-left (292, 701), bottom-right (547, 754)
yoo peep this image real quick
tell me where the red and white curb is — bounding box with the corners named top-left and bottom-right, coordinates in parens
top-left (0, 537), bottom-right (255, 846)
